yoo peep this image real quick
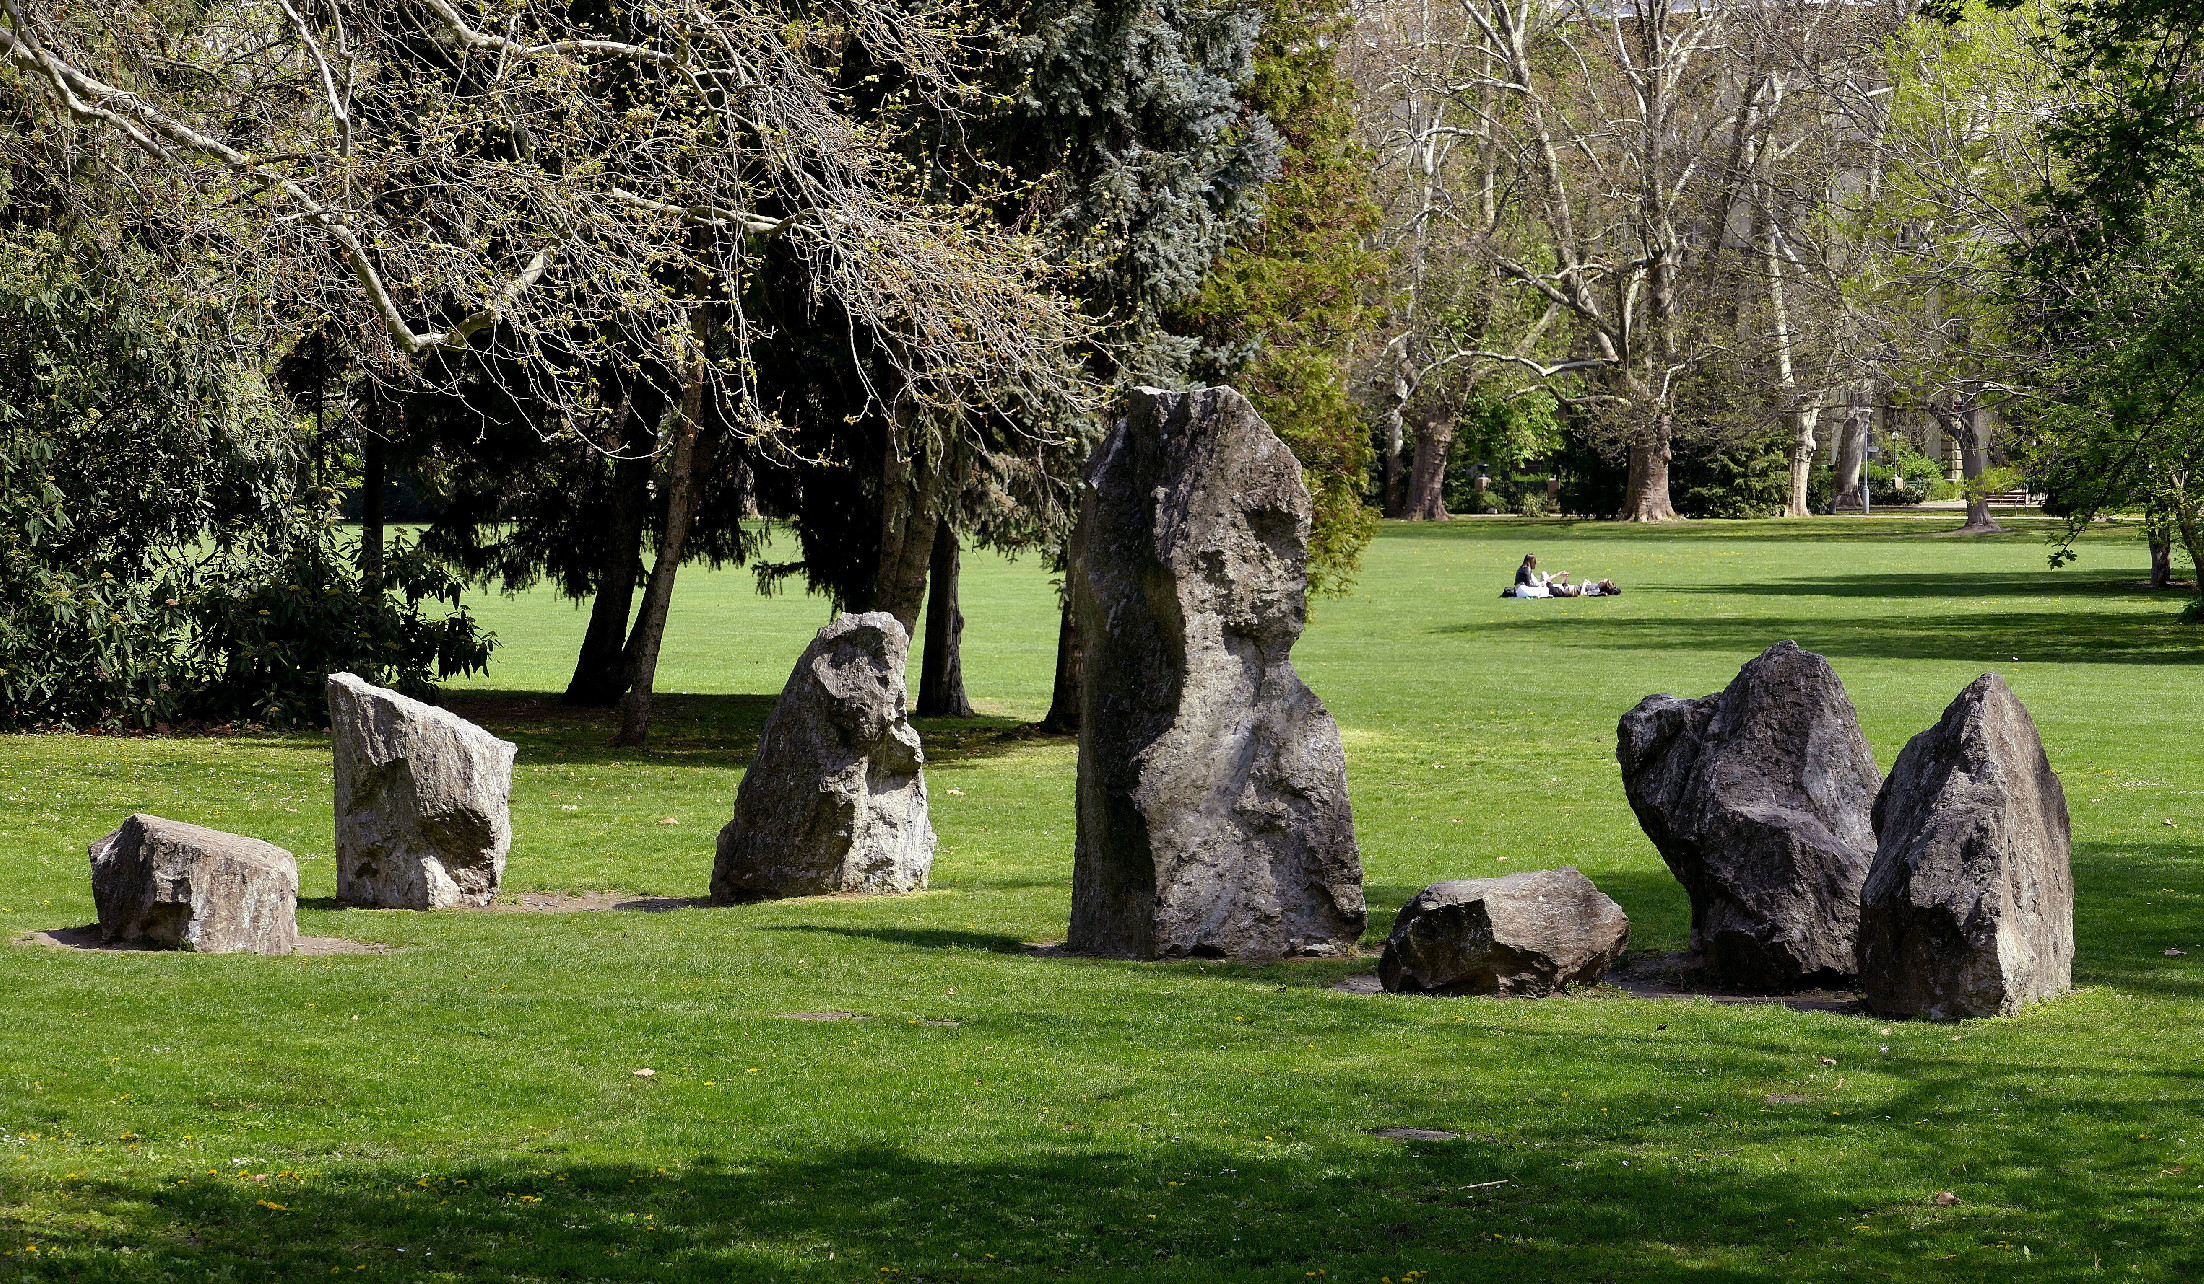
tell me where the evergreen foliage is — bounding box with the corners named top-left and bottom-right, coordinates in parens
top-left (0, 230), bottom-right (490, 729)
top-left (1173, 0), bottom-right (1382, 595)
top-left (1010, 0), bottom-right (1282, 384)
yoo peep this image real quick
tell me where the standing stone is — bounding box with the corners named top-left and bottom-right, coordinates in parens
top-left (1379, 868), bottom-right (1629, 997)
top-left (711, 612), bottom-right (935, 901)
top-left (1616, 641), bottom-right (1881, 989)
top-left (1861, 674), bottom-right (2073, 1019)
top-left (90, 814), bottom-right (299, 954)
top-left (328, 673), bottom-right (516, 909)
top-left (1067, 386), bottom-right (1365, 960)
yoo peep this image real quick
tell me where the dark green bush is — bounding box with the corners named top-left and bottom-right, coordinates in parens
top-left (0, 229), bottom-right (491, 730)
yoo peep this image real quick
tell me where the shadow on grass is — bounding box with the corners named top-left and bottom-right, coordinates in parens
top-left (1659, 570), bottom-right (2151, 600)
top-left (1380, 515), bottom-right (2077, 544)
top-left (440, 691), bottom-right (1046, 773)
top-left (1445, 609), bottom-right (2204, 665)
top-left (13, 1070), bottom-right (2202, 1283)
top-left (766, 924), bottom-right (1033, 954)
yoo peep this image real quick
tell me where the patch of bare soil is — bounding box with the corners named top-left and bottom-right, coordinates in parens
top-left (1332, 974), bottom-right (1384, 994)
top-left (776, 1011), bottom-right (869, 1021)
top-left (17, 925), bottom-right (387, 955)
top-left (491, 892), bottom-right (706, 913)
top-left (1598, 950), bottom-right (1861, 1014)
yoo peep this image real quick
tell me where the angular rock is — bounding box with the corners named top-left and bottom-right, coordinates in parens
top-left (1616, 640), bottom-right (1880, 990)
top-left (1861, 674), bottom-right (2073, 1019)
top-left (1067, 385), bottom-right (1366, 960)
top-left (89, 814), bottom-right (299, 954)
top-left (1379, 867), bottom-right (1629, 997)
top-left (711, 612), bottom-right (935, 901)
top-left (328, 672), bottom-right (516, 909)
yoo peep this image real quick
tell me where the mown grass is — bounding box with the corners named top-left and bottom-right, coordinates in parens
top-left (2, 514), bottom-right (2202, 1282)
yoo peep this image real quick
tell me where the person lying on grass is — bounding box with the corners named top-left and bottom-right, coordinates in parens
top-left (1551, 578), bottom-right (1621, 597)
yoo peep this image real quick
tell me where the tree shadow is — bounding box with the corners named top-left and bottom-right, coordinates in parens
top-left (18, 1062), bottom-right (2203, 1282)
top-left (1659, 570), bottom-right (2150, 600)
top-left (1442, 610), bottom-right (2204, 665)
top-left (433, 691), bottom-right (1044, 773)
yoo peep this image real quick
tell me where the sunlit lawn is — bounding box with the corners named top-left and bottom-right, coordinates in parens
top-left (2, 513), bottom-right (2200, 1281)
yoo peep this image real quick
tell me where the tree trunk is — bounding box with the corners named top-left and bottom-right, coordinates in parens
top-left (871, 410), bottom-right (940, 637)
top-left (917, 522), bottom-right (975, 718)
top-left (1956, 406), bottom-right (2004, 534)
top-left (1785, 402), bottom-right (1820, 519)
top-left (1380, 381), bottom-right (1410, 519)
top-left (1404, 415), bottom-right (1453, 521)
top-left (2174, 505), bottom-right (2204, 616)
top-left (359, 404), bottom-right (387, 591)
top-left (1618, 414), bottom-right (1677, 521)
top-left (1831, 405), bottom-right (1870, 512)
top-left (563, 389), bottom-right (660, 707)
top-left (1039, 596), bottom-right (1080, 734)
top-left (2151, 534), bottom-right (2173, 588)
top-left (612, 320), bottom-right (711, 747)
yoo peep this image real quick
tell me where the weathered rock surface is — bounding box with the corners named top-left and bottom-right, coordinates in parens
top-left (328, 673), bottom-right (516, 909)
top-left (1067, 385), bottom-right (1366, 960)
top-left (1861, 674), bottom-right (2073, 1019)
top-left (711, 612), bottom-right (935, 901)
top-left (1616, 640), bottom-right (1881, 990)
top-left (1378, 867), bottom-right (1629, 996)
top-left (89, 814), bottom-right (299, 954)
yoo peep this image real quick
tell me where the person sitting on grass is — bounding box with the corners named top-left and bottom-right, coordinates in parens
top-left (1513, 554), bottom-right (1570, 597)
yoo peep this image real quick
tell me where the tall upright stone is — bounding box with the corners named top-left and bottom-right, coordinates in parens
top-left (1861, 674), bottom-right (2073, 1019)
top-left (90, 814), bottom-right (299, 954)
top-left (1067, 386), bottom-right (1365, 960)
top-left (328, 673), bottom-right (516, 909)
top-left (711, 612), bottom-right (935, 901)
top-left (1616, 641), bottom-right (1881, 989)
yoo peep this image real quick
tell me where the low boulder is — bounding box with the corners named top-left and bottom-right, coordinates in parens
top-left (1379, 867), bottom-right (1629, 997)
top-left (1861, 673), bottom-right (2074, 1019)
top-left (711, 612), bottom-right (935, 901)
top-left (328, 673), bottom-right (516, 909)
top-left (90, 814), bottom-right (299, 954)
top-left (1616, 641), bottom-right (1880, 990)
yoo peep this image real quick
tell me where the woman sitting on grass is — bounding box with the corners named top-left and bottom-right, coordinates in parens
top-left (1510, 555), bottom-right (1619, 597)
top-left (1513, 554), bottom-right (1564, 597)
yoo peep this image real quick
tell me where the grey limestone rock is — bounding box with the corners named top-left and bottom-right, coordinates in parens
top-left (1067, 385), bottom-right (1366, 960)
top-left (1861, 673), bottom-right (2073, 1019)
top-left (328, 672), bottom-right (516, 909)
top-left (1379, 867), bottom-right (1629, 996)
top-left (90, 814), bottom-right (299, 954)
top-left (711, 612), bottom-right (935, 901)
top-left (1616, 640), bottom-right (1881, 990)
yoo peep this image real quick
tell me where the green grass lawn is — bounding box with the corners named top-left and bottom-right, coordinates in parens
top-left (3, 515), bottom-right (2202, 1282)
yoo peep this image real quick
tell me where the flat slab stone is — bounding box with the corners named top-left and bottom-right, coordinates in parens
top-left (21, 924), bottom-right (383, 956)
top-left (1067, 386), bottom-right (1365, 960)
top-left (711, 613), bottom-right (935, 901)
top-left (88, 814), bottom-right (299, 955)
top-left (1379, 867), bottom-right (1629, 997)
top-left (1617, 641), bottom-right (1881, 990)
top-left (1860, 673), bottom-right (2074, 1019)
top-left (329, 673), bottom-right (516, 909)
